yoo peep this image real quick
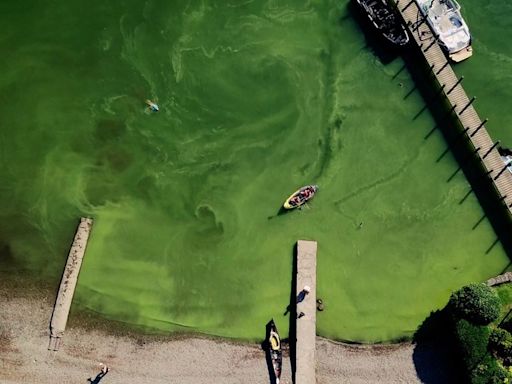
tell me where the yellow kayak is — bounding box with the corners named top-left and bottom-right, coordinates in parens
top-left (283, 185), bottom-right (319, 209)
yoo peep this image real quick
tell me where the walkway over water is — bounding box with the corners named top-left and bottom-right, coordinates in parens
top-left (395, 0), bottom-right (512, 214)
top-left (48, 217), bottom-right (93, 351)
top-left (295, 240), bottom-right (317, 384)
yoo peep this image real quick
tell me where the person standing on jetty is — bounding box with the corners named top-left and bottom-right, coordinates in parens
top-left (297, 285), bottom-right (311, 303)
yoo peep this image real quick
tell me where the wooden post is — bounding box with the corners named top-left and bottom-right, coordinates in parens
top-left (458, 96), bottom-right (476, 115)
top-left (470, 118), bottom-right (488, 137)
top-left (435, 61), bottom-right (450, 75)
top-left (430, 84), bottom-right (446, 102)
top-left (482, 141), bottom-right (500, 160)
top-left (447, 76), bottom-right (464, 95)
top-left (444, 104), bottom-right (458, 119)
top-left (401, 0), bottom-right (414, 12)
top-left (494, 162), bottom-right (511, 181)
top-left (423, 37), bottom-right (439, 52)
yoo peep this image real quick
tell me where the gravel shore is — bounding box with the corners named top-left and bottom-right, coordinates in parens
top-left (0, 286), bottom-right (459, 384)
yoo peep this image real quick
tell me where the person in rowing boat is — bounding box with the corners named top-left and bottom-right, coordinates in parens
top-left (290, 196), bottom-right (302, 206)
top-left (300, 188), bottom-right (312, 199)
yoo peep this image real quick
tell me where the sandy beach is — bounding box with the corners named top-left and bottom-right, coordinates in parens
top-left (0, 280), bottom-right (461, 384)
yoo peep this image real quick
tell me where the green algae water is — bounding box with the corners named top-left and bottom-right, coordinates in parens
top-left (0, 0), bottom-right (511, 342)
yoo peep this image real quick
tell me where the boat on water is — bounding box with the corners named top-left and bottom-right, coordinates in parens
top-left (355, 0), bottom-right (410, 46)
top-left (501, 155), bottom-right (512, 174)
top-left (283, 185), bottom-right (319, 210)
top-left (415, 0), bottom-right (472, 62)
top-left (267, 319), bottom-right (282, 384)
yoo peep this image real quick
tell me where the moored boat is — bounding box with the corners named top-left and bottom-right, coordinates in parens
top-left (415, 0), bottom-right (472, 62)
top-left (283, 185), bottom-right (319, 210)
top-left (267, 319), bottom-right (282, 384)
top-left (355, 0), bottom-right (410, 46)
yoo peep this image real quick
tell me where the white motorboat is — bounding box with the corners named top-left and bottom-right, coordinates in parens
top-left (415, 0), bottom-right (472, 62)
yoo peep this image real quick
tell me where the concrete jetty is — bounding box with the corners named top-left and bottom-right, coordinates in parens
top-left (48, 217), bottom-right (93, 351)
top-left (487, 272), bottom-right (512, 287)
top-left (295, 240), bottom-right (317, 384)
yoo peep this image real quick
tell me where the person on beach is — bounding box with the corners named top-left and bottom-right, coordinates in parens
top-left (100, 363), bottom-right (110, 375)
top-left (88, 364), bottom-right (110, 384)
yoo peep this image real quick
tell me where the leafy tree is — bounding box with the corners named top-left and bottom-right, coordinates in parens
top-left (489, 328), bottom-right (512, 360)
top-left (455, 318), bottom-right (491, 371)
top-left (449, 283), bottom-right (501, 325)
top-left (470, 354), bottom-right (509, 384)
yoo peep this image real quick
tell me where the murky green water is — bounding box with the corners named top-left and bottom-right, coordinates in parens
top-left (0, 0), bottom-right (510, 342)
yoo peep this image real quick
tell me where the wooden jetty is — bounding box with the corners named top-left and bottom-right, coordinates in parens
top-left (48, 217), bottom-right (93, 351)
top-left (394, 0), bottom-right (512, 214)
top-left (295, 240), bottom-right (318, 384)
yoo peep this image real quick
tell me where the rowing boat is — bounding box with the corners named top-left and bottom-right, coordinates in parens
top-left (267, 319), bottom-right (282, 384)
top-left (283, 185), bottom-right (319, 209)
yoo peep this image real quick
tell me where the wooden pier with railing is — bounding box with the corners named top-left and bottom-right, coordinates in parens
top-left (394, 0), bottom-right (512, 214)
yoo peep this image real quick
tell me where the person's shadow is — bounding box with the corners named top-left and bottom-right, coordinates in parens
top-left (87, 371), bottom-right (108, 384)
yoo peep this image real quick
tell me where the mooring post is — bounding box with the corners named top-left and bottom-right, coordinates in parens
top-left (451, 127), bottom-right (470, 145)
top-left (470, 118), bottom-right (488, 137)
top-left (447, 76), bottom-right (464, 95)
top-left (482, 141), bottom-right (500, 160)
top-left (413, 14), bottom-right (428, 32)
top-left (401, 0), bottom-right (414, 12)
top-left (444, 104), bottom-right (458, 120)
top-left (494, 162), bottom-right (511, 181)
top-left (423, 36), bottom-right (439, 53)
top-left (435, 61), bottom-right (450, 75)
top-left (430, 84), bottom-right (446, 102)
top-left (459, 96), bottom-right (476, 115)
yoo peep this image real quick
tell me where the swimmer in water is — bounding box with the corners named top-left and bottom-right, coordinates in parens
top-left (145, 99), bottom-right (159, 112)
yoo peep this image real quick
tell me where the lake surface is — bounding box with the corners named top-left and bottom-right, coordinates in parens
top-left (0, 0), bottom-right (511, 342)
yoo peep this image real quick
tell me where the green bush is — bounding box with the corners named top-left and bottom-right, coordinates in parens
top-left (454, 318), bottom-right (491, 371)
top-left (470, 354), bottom-right (509, 384)
top-left (449, 283), bottom-right (501, 325)
top-left (489, 328), bottom-right (512, 359)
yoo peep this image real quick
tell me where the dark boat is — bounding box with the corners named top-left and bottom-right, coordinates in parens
top-left (355, 0), bottom-right (410, 46)
top-left (267, 319), bottom-right (282, 384)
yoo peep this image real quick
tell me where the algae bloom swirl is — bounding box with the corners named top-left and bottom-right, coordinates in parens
top-left (0, 0), bottom-right (509, 342)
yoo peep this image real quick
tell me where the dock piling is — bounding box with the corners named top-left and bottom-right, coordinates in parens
top-left (446, 76), bottom-right (464, 95)
top-left (482, 141), bottom-right (500, 160)
top-left (435, 61), bottom-right (449, 75)
top-left (458, 96), bottom-right (476, 115)
top-left (470, 118), bottom-right (488, 137)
